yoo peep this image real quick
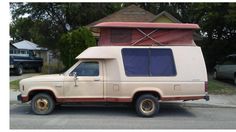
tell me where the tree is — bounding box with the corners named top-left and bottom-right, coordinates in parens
top-left (10, 3), bottom-right (122, 49)
top-left (58, 27), bottom-right (96, 69)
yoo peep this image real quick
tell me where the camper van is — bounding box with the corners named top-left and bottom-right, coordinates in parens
top-left (18, 46), bottom-right (209, 117)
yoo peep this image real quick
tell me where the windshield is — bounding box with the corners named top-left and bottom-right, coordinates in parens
top-left (63, 61), bottom-right (80, 75)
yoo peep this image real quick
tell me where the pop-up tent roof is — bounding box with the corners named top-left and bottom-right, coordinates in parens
top-left (93, 22), bottom-right (200, 46)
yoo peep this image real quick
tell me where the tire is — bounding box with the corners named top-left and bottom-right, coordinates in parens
top-left (16, 65), bottom-right (23, 75)
top-left (31, 93), bottom-right (55, 115)
top-left (135, 94), bottom-right (159, 117)
top-left (213, 70), bottom-right (218, 80)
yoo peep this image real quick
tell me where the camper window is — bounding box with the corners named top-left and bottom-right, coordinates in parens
top-left (111, 28), bottom-right (131, 43)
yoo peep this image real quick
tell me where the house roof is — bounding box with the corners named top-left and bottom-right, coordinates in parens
top-left (94, 22), bottom-right (200, 29)
top-left (12, 40), bottom-right (47, 50)
top-left (152, 11), bottom-right (181, 23)
top-left (87, 4), bottom-right (156, 28)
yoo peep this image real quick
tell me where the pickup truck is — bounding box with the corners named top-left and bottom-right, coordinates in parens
top-left (10, 50), bottom-right (43, 75)
top-left (18, 46), bottom-right (209, 117)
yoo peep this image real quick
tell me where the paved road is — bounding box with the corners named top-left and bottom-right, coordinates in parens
top-left (10, 103), bottom-right (236, 129)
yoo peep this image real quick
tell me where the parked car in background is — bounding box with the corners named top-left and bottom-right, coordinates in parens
top-left (213, 54), bottom-right (236, 85)
top-left (10, 49), bottom-right (43, 75)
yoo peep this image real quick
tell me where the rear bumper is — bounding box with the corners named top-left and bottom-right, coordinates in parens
top-left (17, 94), bottom-right (29, 103)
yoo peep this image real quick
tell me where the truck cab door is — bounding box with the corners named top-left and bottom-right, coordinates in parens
top-left (63, 60), bottom-right (104, 101)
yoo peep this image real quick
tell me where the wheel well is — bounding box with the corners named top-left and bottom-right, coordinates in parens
top-left (132, 91), bottom-right (161, 102)
top-left (28, 90), bottom-right (56, 101)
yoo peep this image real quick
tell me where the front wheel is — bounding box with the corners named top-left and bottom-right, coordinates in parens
top-left (31, 93), bottom-right (55, 115)
top-left (135, 94), bottom-right (159, 117)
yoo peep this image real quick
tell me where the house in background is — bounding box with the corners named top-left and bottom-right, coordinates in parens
top-left (10, 40), bottom-right (59, 65)
top-left (87, 4), bottom-right (201, 43)
top-left (87, 4), bottom-right (156, 39)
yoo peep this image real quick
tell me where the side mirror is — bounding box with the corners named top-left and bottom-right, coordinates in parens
top-left (73, 72), bottom-right (78, 86)
top-left (73, 72), bottom-right (77, 78)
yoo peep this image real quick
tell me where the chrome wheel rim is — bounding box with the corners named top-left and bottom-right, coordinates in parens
top-left (35, 98), bottom-right (49, 112)
top-left (140, 99), bottom-right (155, 114)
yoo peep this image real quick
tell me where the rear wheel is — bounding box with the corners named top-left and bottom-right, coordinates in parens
top-left (31, 93), bottom-right (55, 115)
top-left (135, 94), bottom-right (159, 117)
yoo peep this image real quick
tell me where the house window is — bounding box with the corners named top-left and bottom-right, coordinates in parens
top-left (20, 50), bottom-right (26, 54)
top-left (10, 50), bottom-right (13, 54)
top-left (122, 48), bottom-right (176, 76)
top-left (111, 28), bottom-right (132, 43)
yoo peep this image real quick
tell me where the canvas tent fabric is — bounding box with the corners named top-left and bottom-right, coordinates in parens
top-left (93, 22), bottom-right (200, 46)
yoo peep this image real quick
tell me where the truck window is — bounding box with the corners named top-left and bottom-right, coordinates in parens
top-left (122, 48), bottom-right (176, 76)
top-left (122, 48), bottom-right (149, 76)
top-left (71, 62), bottom-right (99, 76)
top-left (150, 49), bottom-right (176, 76)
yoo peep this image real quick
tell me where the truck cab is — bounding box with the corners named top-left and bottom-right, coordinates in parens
top-left (10, 49), bottom-right (43, 75)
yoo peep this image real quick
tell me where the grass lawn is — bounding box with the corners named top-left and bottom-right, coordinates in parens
top-left (10, 79), bottom-right (20, 91)
top-left (208, 79), bottom-right (236, 95)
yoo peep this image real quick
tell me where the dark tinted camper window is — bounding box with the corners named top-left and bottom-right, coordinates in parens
top-left (122, 48), bottom-right (176, 76)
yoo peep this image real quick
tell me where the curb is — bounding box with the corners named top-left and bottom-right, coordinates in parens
top-left (161, 102), bottom-right (236, 108)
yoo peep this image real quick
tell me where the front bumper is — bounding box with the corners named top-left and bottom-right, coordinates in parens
top-left (17, 94), bottom-right (29, 103)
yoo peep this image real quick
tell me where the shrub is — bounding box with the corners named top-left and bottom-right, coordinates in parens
top-left (42, 62), bottom-right (65, 74)
top-left (58, 27), bottom-right (96, 69)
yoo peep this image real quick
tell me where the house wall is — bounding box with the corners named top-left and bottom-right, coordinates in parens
top-left (153, 16), bottom-right (175, 23)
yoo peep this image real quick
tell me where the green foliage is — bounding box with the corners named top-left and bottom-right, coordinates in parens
top-left (10, 3), bottom-right (236, 70)
top-left (10, 79), bottom-right (20, 91)
top-left (58, 27), bottom-right (96, 69)
top-left (42, 62), bottom-right (65, 74)
top-left (208, 79), bottom-right (236, 95)
top-left (10, 3), bottom-right (121, 49)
